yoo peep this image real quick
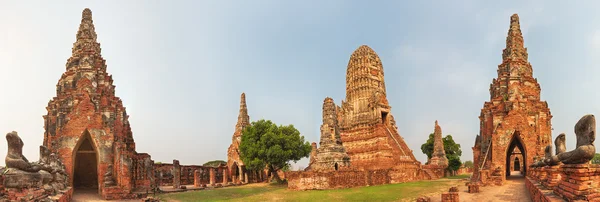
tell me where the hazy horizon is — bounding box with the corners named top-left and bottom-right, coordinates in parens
top-left (1, 1), bottom-right (600, 169)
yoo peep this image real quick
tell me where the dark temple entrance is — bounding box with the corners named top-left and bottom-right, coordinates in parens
top-left (506, 132), bottom-right (526, 177)
top-left (73, 132), bottom-right (99, 190)
top-left (514, 158), bottom-right (520, 171)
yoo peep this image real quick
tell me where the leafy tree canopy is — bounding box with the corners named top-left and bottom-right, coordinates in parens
top-left (592, 153), bottom-right (600, 164)
top-left (203, 160), bottom-right (226, 167)
top-left (239, 119), bottom-right (312, 183)
top-left (463, 160), bottom-right (474, 168)
top-left (420, 133), bottom-right (462, 171)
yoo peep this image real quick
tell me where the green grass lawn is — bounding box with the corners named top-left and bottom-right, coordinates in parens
top-left (158, 176), bottom-right (469, 202)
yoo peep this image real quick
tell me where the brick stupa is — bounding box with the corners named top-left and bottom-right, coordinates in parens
top-left (305, 97), bottom-right (351, 171)
top-left (227, 93), bottom-right (251, 183)
top-left (42, 8), bottom-right (154, 199)
top-left (337, 45), bottom-right (418, 171)
top-left (428, 121), bottom-right (448, 167)
top-left (472, 14), bottom-right (553, 185)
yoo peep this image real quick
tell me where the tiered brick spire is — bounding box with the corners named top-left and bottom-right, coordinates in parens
top-left (320, 97), bottom-right (341, 145)
top-left (473, 14), bottom-right (553, 183)
top-left (429, 120), bottom-right (448, 167)
top-left (490, 14), bottom-right (539, 102)
top-left (234, 93), bottom-right (250, 140)
top-left (42, 8), bottom-right (153, 198)
top-left (227, 93), bottom-right (251, 181)
top-left (502, 14), bottom-right (529, 63)
top-left (305, 97), bottom-right (350, 171)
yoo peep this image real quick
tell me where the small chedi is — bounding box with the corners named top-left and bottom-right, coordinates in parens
top-left (1, 131), bottom-right (72, 202)
top-left (227, 93), bottom-right (266, 184)
top-left (423, 121), bottom-right (449, 178)
top-left (304, 97), bottom-right (351, 171)
top-left (428, 121), bottom-right (449, 167)
top-left (526, 114), bottom-right (599, 201)
top-left (472, 13), bottom-right (553, 186)
top-left (41, 8), bottom-right (154, 199)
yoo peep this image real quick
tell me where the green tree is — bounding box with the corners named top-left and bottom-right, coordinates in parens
top-left (420, 134), bottom-right (463, 173)
top-left (239, 119), bottom-right (312, 183)
top-left (203, 160), bottom-right (226, 167)
top-left (592, 153), bottom-right (600, 164)
top-left (463, 160), bottom-right (474, 168)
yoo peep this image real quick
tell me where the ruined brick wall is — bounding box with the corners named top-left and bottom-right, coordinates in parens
top-left (152, 163), bottom-right (223, 186)
top-left (287, 165), bottom-right (424, 190)
top-left (473, 14), bottom-right (552, 184)
top-left (132, 153), bottom-right (154, 190)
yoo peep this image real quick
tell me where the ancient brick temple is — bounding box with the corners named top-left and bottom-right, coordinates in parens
top-left (227, 93), bottom-right (251, 183)
top-left (42, 8), bottom-right (154, 199)
top-left (337, 45), bottom-right (418, 171)
top-left (428, 121), bottom-right (448, 167)
top-left (472, 14), bottom-right (553, 185)
top-left (305, 97), bottom-right (351, 171)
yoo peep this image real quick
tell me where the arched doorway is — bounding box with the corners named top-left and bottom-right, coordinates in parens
top-left (231, 162), bottom-right (240, 183)
top-left (514, 158), bottom-right (520, 171)
top-left (73, 131), bottom-right (99, 192)
top-left (505, 132), bottom-right (526, 177)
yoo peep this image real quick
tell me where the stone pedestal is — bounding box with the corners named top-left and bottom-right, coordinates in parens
top-left (441, 187), bottom-right (459, 202)
top-left (542, 165), bottom-right (561, 189)
top-left (194, 170), bottom-right (202, 187)
top-left (172, 160), bottom-right (181, 189)
top-left (538, 167), bottom-right (548, 182)
top-left (209, 168), bottom-right (216, 186)
top-left (467, 182), bottom-right (480, 193)
top-left (554, 164), bottom-right (600, 201)
top-left (2, 169), bottom-right (44, 189)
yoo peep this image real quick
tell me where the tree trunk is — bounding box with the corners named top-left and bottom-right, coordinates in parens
top-left (269, 165), bottom-right (283, 184)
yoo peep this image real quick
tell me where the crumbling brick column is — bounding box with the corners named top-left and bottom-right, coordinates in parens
top-left (172, 160), bottom-right (181, 189)
top-left (209, 168), bottom-right (216, 186)
top-left (554, 164), bottom-right (600, 201)
top-left (244, 172), bottom-right (248, 183)
top-left (194, 170), bottom-right (202, 187)
top-left (223, 168), bottom-right (228, 184)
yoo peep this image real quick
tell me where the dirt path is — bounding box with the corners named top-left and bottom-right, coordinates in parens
top-left (424, 174), bottom-right (531, 202)
top-left (72, 188), bottom-right (140, 202)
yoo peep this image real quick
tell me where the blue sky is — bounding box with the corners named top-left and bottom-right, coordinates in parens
top-left (1, 1), bottom-right (599, 169)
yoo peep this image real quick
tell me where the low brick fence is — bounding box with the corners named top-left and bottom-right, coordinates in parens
top-left (286, 165), bottom-right (423, 190)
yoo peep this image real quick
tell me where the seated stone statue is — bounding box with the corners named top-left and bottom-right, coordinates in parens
top-left (546, 133), bottom-right (566, 166)
top-left (5, 131), bottom-right (41, 172)
top-left (532, 155), bottom-right (546, 167)
top-left (555, 114), bottom-right (596, 164)
top-left (542, 145), bottom-right (556, 166)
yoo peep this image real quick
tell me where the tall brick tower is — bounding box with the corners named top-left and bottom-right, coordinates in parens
top-left (227, 93), bottom-right (251, 183)
top-left (43, 8), bottom-right (154, 199)
top-left (338, 45), bottom-right (418, 171)
top-left (472, 14), bottom-right (553, 184)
